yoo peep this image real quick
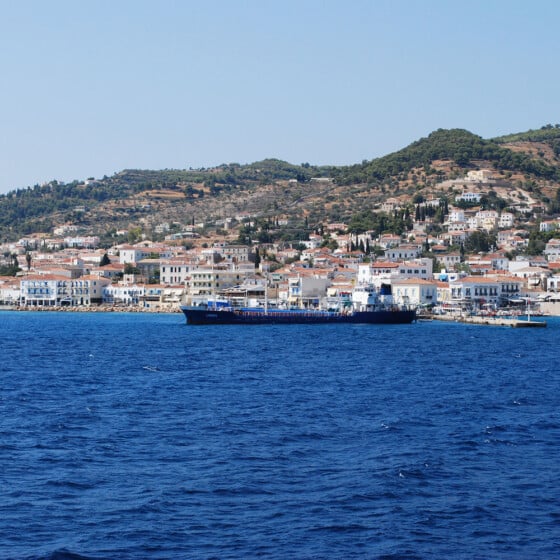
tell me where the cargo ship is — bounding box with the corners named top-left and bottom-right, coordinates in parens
top-left (180, 284), bottom-right (416, 325)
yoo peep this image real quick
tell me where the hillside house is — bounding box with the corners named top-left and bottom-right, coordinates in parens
top-left (160, 258), bottom-right (194, 285)
top-left (357, 262), bottom-right (399, 284)
top-left (540, 220), bottom-right (559, 233)
top-left (395, 259), bottom-right (433, 280)
top-left (378, 234), bottom-right (401, 248)
top-left (498, 212), bottom-right (514, 229)
top-left (455, 192), bottom-right (482, 203)
top-left (448, 208), bottom-right (466, 223)
top-left (384, 244), bottom-right (421, 261)
top-left (436, 253), bottom-right (461, 270)
top-left (544, 239), bottom-right (560, 260)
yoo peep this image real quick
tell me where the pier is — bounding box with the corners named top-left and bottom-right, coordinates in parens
top-left (430, 314), bottom-right (547, 328)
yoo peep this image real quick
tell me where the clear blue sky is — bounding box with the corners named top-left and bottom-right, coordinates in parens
top-left (0, 0), bottom-right (559, 194)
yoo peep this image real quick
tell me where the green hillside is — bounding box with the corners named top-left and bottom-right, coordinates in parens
top-left (1, 126), bottom-right (560, 241)
top-left (332, 128), bottom-right (560, 185)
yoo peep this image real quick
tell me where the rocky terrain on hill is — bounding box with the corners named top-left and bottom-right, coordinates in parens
top-left (2, 126), bottom-right (560, 242)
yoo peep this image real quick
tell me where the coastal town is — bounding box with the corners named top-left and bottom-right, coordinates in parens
top-left (2, 168), bottom-right (560, 318)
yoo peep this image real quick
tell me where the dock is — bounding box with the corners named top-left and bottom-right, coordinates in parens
top-left (430, 314), bottom-right (547, 328)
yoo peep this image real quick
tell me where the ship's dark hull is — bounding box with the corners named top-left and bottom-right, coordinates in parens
top-left (181, 306), bottom-right (416, 325)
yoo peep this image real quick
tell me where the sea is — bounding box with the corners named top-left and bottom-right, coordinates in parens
top-left (1, 311), bottom-right (560, 560)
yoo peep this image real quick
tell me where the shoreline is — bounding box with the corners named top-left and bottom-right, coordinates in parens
top-left (0, 304), bottom-right (181, 314)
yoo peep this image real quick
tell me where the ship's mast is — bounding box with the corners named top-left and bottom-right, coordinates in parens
top-left (264, 265), bottom-right (269, 315)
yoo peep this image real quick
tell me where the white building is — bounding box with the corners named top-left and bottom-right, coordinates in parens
top-left (475, 210), bottom-right (499, 231)
top-left (82, 275), bottom-right (111, 304)
top-left (466, 169), bottom-right (493, 182)
top-left (64, 236), bottom-right (100, 249)
top-left (540, 220), bottom-right (559, 233)
top-left (160, 259), bottom-right (194, 285)
top-left (103, 284), bottom-right (146, 305)
top-left (392, 278), bottom-right (438, 306)
top-left (449, 277), bottom-right (500, 308)
top-left (498, 212), bottom-right (514, 229)
top-left (287, 275), bottom-right (329, 307)
top-left (544, 239), bottom-right (560, 260)
top-left (384, 244), bottom-right (421, 261)
top-left (20, 275), bottom-right (92, 306)
top-left (450, 276), bottom-right (523, 308)
top-left (0, 278), bottom-right (20, 305)
top-left (215, 244), bottom-right (252, 263)
top-left (395, 259), bottom-right (433, 280)
top-left (357, 262), bottom-right (399, 284)
top-left (118, 245), bottom-right (150, 264)
top-left (455, 192), bottom-right (482, 203)
top-left (302, 234), bottom-right (323, 249)
top-left (448, 208), bottom-right (466, 223)
top-left (184, 266), bottom-right (253, 304)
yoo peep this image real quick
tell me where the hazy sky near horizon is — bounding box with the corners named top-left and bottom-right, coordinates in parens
top-left (0, 0), bottom-right (559, 194)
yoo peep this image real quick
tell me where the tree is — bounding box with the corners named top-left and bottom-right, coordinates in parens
top-left (128, 227), bottom-right (142, 243)
top-left (254, 248), bottom-right (261, 268)
top-left (100, 253), bottom-right (111, 266)
top-left (25, 251), bottom-right (32, 271)
top-left (526, 231), bottom-right (547, 255)
top-left (463, 230), bottom-right (496, 253)
top-left (124, 263), bottom-right (140, 275)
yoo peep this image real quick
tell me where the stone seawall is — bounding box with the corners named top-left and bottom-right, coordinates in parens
top-left (540, 302), bottom-right (560, 316)
top-left (433, 314), bottom-right (546, 328)
top-left (8, 305), bottom-right (181, 313)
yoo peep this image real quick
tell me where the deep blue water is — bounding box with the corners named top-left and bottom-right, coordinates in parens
top-left (1, 311), bottom-right (560, 559)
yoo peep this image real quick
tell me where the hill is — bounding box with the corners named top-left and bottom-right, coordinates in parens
top-left (2, 126), bottom-right (560, 242)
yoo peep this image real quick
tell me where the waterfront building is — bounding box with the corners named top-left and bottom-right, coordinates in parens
top-left (450, 276), bottom-right (524, 309)
top-left (450, 276), bottom-right (500, 309)
top-left (183, 265), bottom-right (254, 305)
top-left (20, 275), bottom-right (92, 306)
top-left (81, 275), bottom-right (111, 304)
top-left (102, 283), bottom-right (145, 306)
top-left (287, 274), bottom-right (329, 308)
top-left (391, 278), bottom-right (438, 307)
top-left (0, 277), bottom-right (20, 306)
